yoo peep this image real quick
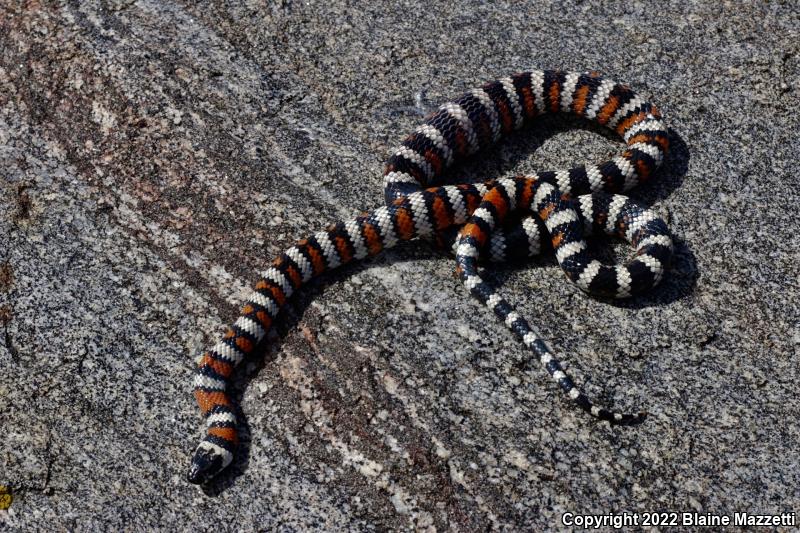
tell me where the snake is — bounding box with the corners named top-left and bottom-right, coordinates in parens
top-left (187, 70), bottom-right (672, 485)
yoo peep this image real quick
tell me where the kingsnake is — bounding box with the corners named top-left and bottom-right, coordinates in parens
top-left (188, 70), bottom-right (672, 485)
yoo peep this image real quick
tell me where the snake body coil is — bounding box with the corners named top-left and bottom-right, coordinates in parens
top-left (188, 70), bottom-right (672, 485)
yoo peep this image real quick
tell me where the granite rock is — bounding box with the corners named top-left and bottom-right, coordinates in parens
top-left (1, 1), bottom-right (799, 530)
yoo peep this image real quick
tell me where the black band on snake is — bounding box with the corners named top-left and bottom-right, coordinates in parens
top-left (188, 70), bottom-right (672, 485)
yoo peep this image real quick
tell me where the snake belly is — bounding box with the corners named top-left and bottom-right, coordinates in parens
top-left (188, 70), bottom-right (673, 485)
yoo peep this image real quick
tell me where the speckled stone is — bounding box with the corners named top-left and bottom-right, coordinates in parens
top-left (1, 1), bottom-right (799, 530)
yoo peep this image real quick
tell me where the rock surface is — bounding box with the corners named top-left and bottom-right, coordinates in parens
top-left (1, 1), bottom-right (799, 530)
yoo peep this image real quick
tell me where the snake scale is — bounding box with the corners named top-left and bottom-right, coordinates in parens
top-left (188, 70), bottom-right (672, 484)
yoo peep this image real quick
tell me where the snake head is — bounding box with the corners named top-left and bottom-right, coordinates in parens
top-left (187, 441), bottom-right (233, 485)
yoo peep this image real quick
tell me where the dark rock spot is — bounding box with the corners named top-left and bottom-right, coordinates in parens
top-left (0, 263), bottom-right (13, 291)
top-left (14, 184), bottom-right (32, 221)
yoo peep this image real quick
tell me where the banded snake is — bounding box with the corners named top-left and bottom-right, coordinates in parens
top-left (188, 70), bottom-right (672, 485)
